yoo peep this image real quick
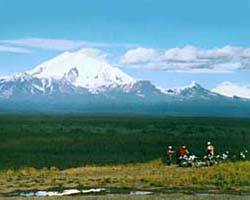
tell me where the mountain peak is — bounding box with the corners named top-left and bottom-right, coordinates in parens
top-left (174, 81), bottom-right (218, 98)
top-left (173, 81), bottom-right (202, 93)
top-left (186, 81), bottom-right (202, 89)
top-left (27, 50), bottom-right (135, 90)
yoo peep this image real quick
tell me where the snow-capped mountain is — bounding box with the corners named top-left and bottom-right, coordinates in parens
top-left (0, 49), bottom-right (249, 116)
top-left (157, 81), bottom-right (221, 100)
top-left (27, 49), bottom-right (135, 93)
top-left (177, 82), bottom-right (221, 99)
top-left (212, 82), bottom-right (250, 99)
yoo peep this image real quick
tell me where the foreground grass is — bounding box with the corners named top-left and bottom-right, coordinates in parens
top-left (0, 160), bottom-right (250, 195)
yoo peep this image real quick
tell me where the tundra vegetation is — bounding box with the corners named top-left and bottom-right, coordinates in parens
top-left (0, 115), bottom-right (249, 198)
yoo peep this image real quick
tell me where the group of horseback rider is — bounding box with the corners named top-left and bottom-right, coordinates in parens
top-left (165, 142), bottom-right (214, 165)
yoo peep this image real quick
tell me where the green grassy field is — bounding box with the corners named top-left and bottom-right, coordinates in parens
top-left (0, 115), bottom-right (249, 169)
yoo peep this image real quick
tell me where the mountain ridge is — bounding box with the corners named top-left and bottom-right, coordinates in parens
top-left (0, 50), bottom-right (249, 116)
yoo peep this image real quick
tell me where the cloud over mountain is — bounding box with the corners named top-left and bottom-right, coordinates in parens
top-left (120, 47), bottom-right (159, 65)
top-left (121, 46), bottom-right (250, 72)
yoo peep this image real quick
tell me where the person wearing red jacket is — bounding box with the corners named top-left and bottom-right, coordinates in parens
top-left (179, 145), bottom-right (189, 157)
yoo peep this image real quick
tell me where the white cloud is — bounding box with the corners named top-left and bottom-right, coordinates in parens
top-left (212, 82), bottom-right (250, 99)
top-left (120, 47), bottom-right (159, 64)
top-left (0, 45), bottom-right (31, 53)
top-left (120, 45), bottom-right (250, 72)
top-left (0, 38), bottom-right (135, 51)
top-left (163, 46), bottom-right (198, 62)
top-left (1, 38), bottom-right (90, 51)
top-left (2, 40), bottom-right (250, 73)
top-left (198, 46), bottom-right (239, 59)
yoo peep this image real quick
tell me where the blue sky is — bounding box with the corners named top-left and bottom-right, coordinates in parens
top-left (1, 0), bottom-right (250, 89)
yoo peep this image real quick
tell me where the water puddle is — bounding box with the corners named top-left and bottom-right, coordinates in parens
top-left (130, 191), bottom-right (153, 195)
top-left (5, 188), bottom-right (153, 197)
top-left (194, 192), bottom-right (211, 197)
top-left (3, 188), bottom-right (250, 198)
top-left (18, 188), bottom-right (106, 197)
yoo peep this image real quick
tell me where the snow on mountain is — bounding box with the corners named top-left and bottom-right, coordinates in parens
top-left (154, 81), bottom-right (199, 96)
top-left (212, 82), bottom-right (250, 99)
top-left (0, 49), bottom-right (220, 100)
top-left (0, 73), bottom-right (44, 98)
top-left (0, 47), bottom-right (249, 111)
top-left (158, 81), bottom-right (219, 99)
top-left (27, 49), bottom-right (135, 92)
top-left (154, 86), bottom-right (174, 95)
top-left (0, 60), bottom-right (250, 115)
top-left (174, 81), bottom-right (201, 92)
top-left (0, 72), bottom-right (91, 98)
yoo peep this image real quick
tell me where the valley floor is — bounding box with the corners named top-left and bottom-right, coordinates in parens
top-left (0, 115), bottom-right (249, 199)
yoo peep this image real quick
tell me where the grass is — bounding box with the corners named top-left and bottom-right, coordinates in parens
top-left (0, 160), bottom-right (250, 195)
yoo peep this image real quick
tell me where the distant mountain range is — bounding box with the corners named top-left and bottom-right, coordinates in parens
top-left (0, 49), bottom-right (250, 116)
